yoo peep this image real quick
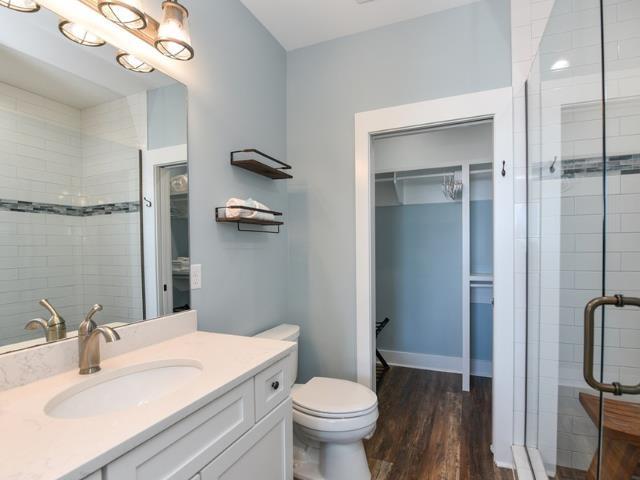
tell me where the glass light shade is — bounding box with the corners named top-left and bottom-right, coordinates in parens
top-left (155, 0), bottom-right (194, 61)
top-left (116, 51), bottom-right (154, 73)
top-left (0, 0), bottom-right (39, 12)
top-left (98, 0), bottom-right (146, 30)
top-left (59, 20), bottom-right (105, 47)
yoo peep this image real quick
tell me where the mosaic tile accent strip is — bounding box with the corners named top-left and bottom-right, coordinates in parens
top-left (561, 154), bottom-right (640, 178)
top-left (0, 199), bottom-right (140, 217)
top-left (537, 154), bottom-right (640, 180)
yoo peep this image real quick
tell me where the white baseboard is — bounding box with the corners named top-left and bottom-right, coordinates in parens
top-left (377, 349), bottom-right (492, 378)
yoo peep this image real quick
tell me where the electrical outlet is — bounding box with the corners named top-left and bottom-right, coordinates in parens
top-left (190, 264), bottom-right (202, 289)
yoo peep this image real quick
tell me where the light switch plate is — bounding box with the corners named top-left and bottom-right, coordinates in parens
top-left (190, 264), bottom-right (202, 289)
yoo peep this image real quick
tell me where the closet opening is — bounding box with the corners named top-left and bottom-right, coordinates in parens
top-left (365, 119), bottom-right (499, 473)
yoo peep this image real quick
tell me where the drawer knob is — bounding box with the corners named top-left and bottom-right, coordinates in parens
top-left (271, 381), bottom-right (280, 390)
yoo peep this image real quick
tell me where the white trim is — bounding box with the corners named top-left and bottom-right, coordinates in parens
top-left (527, 446), bottom-right (550, 479)
top-left (462, 162), bottom-right (471, 391)
top-left (377, 349), bottom-right (492, 378)
top-left (512, 445), bottom-right (550, 480)
top-left (142, 144), bottom-right (188, 319)
top-left (354, 87), bottom-right (514, 467)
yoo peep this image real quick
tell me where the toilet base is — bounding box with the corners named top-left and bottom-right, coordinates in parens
top-left (293, 430), bottom-right (371, 480)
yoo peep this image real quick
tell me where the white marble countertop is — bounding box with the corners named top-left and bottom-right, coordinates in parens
top-left (0, 331), bottom-right (295, 480)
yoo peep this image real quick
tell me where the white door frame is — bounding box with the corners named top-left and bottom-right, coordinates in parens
top-left (142, 144), bottom-right (188, 319)
top-left (354, 87), bottom-right (514, 467)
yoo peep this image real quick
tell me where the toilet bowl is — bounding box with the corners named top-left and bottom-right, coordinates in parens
top-left (254, 325), bottom-right (378, 480)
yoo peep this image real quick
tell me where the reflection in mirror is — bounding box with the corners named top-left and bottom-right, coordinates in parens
top-left (0, 6), bottom-right (189, 354)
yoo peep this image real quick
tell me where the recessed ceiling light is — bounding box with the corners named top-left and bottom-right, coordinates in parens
top-left (59, 20), bottom-right (106, 47)
top-left (355, 0), bottom-right (375, 3)
top-left (551, 58), bottom-right (570, 71)
top-left (0, 0), bottom-right (39, 12)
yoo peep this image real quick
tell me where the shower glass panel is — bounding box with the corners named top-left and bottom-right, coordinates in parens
top-left (526, 0), bottom-right (640, 478)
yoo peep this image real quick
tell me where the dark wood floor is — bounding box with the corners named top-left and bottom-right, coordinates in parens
top-left (555, 466), bottom-right (586, 479)
top-left (365, 367), bottom-right (515, 480)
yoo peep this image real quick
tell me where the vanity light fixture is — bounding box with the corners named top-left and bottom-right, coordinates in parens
top-left (98, 0), bottom-right (147, 30)
top-left (155, 0), bottom-right (193, 61)
top-left (116, 50), bottom-right (154, 73)
top-left (0, 0), bottom-right (40, 12)
top-left (59, 19), bottom-right (106, 47)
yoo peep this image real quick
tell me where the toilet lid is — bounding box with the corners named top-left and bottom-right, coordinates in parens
top-left (292, 377), bottom-right (378, 418)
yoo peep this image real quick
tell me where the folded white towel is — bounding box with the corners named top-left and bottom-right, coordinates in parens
top-left (170, 174), bottom-right (188, 194)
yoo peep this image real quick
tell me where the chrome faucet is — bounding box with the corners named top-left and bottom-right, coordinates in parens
top-left (77, 304), bottom-right (120, 375)
top-left (24, 299), bottom-right (67, 342)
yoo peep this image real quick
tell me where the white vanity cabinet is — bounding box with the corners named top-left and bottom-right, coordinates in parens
top-left (100, 355), bottom-right (292, 480)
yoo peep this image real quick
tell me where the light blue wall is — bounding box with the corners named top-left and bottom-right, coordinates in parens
top-left (172, 0), bottom-right (288, 336)
top-left (286, 0), bottom-right (511, 382)
top-left (375, 203), bottom-right (462, 357)
top-left (471, 200), bottom-right (494, 275)
top-left (147, 83), bottom-right (188, 150)
top-left (375, 201), bottom-right (493, 362)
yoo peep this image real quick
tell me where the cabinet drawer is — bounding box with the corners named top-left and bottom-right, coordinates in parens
top-left (254, 356), bottom-right (289, 421)
top-left (200, 398), bottom-right (293, 480)
top-left (105, 380), bottom-right (255, 480)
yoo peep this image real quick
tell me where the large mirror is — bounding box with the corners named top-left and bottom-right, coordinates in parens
top-left (0, 5), bottom-right (189, 354)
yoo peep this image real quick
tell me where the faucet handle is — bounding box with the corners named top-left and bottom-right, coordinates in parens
top-left (78, 304), bottom-right (103, 336)
top-left (25, 318), bottom-right (48, 332)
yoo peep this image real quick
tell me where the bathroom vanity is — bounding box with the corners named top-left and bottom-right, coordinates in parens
top-left (0, 312), bottom-right (295, 480)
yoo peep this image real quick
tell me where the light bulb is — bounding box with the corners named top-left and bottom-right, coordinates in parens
top-left (116, 51), bottom-right (154, 73)
top-left (59, 20), bottom-right (105, 47)
top-left (98, 0), bottom-right (146, 30)
top-left (155, 0), bottom-right (194, 61)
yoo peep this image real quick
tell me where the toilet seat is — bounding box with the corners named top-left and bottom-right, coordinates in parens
top-left (292, 377), bottom-right (377, 416)
top-left (293, 405), bottom-right (379, 433)
top-left (291, 377), bottom-right (378, 432)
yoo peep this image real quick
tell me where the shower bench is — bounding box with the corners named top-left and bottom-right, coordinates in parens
top-left (579, 392), bottom-right (640, 480)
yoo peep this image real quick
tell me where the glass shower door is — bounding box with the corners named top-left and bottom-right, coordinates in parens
top-left (591, 3), bottom-right (640, 479)
top-left (526, 0), bottom-right (640, 479)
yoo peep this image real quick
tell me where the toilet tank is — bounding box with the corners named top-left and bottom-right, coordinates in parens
top-left (253, 324), bottom-right (299, 388)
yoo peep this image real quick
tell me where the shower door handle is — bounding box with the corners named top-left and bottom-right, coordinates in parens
top-left (583, 295), bottom-right (640, 396)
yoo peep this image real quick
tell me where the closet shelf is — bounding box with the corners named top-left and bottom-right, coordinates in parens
top-left (215, 206), bottom-right (283, 234)
top-left (231, 149), bottom-right (292, 180)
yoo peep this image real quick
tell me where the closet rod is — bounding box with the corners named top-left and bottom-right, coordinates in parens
top-left (375, 168), bottom-right (492, 183)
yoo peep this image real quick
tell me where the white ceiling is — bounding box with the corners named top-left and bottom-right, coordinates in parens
top-left (0, 45), bottom-right (120, 110)
top-left (238, 0), bottom-right (481, 51)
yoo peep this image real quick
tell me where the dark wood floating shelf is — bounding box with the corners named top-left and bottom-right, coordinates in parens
top-left (230, 149), bottom-right (292, 180)
top-left (215, 206), bottom-right (283, 233)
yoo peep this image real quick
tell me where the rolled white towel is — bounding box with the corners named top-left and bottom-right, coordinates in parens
top-left (225, 197), bottom-right (247, 218)
top-left (246, 198), bottom-right (275, 221)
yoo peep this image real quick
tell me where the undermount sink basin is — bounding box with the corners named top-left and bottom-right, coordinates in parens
top-left (45, 359), bottom-right (203, 419)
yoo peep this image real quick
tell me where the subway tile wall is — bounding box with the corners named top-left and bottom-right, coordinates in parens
top-left (553, 99), bottom-right (640, 471)
top-left (0, 81), bottom-right (145, 347)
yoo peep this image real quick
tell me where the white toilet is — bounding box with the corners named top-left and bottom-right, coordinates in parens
top-left (255, 324), bottom-right (378, 480)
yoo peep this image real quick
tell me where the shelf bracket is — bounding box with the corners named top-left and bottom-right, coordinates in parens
top-left (393, 173), bottom-right (405, 205)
